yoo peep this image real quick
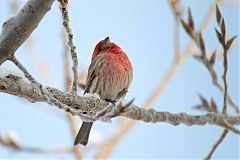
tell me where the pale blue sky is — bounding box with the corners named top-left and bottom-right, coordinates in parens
top-left (0, 0), bottom-right (239, 159)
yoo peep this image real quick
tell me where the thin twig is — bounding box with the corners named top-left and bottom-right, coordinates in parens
top-left (222, 48), bottom-right (228, 114)
top-left (205, 4), bottom-right (237, 158)
top-left (206, 5), bottom-right (238, 159)
top-left (180, 4), bottom-right (238, 113)
top-left (63, 30), bottom-right (82, 159)
top-left (189, 4), bottom-right (238, 159)
top-left (204, 130), bottom-right (228, 160)
top-left (9, 56), bottom-right (52, 104)
top-left (10, 56), bottom-right (38, 84)
top-left (52, 8), bottom-right (85, 160)
top-left (58, 0), bottom-right (78, 94)
top-left (9, 56), bottom-right (77, 117)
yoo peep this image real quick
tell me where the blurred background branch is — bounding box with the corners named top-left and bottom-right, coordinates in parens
top-left (0, 132), bottom-right (73, 154)
top-left (180, 4), bottom-right (238, 159)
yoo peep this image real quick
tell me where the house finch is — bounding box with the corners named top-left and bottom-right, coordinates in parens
top-left (74, 37), bottom-right (133, 146)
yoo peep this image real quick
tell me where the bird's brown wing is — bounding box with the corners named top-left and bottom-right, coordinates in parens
top-left (84, 55), bottom-right (103, 94)
top-left (116, 69), bottom-right (133, 100)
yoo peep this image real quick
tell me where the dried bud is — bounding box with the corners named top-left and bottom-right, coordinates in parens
top-left (216, 4), bottom-right (223, 26)
top-left (215, 28), bottom-right (223, 45)
top-left (180, 19), bottom-right (194, 38)
top-left (198, 32), bottom-right (206, 55)
top-left (193, 55), bottom-right (203, 61)
top-left (210, 98), bottom-right (218, 113)
top-left (226, 35), bottom-right (237, 50)
top-left (209, 51), bottom-right (217, 66)
top-left (188, 8), bottom-right (194, 30)
top-left (198, 94), bottom-right (209, 111)
top-left (221, 19), bottom-right (226, 42)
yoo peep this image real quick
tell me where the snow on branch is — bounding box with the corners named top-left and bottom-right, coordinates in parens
top-left (0, 74), bottom-right (239, 131)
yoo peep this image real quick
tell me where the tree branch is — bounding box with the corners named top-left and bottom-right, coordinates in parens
top-left (0, 0), bottom-right (55, 64)
top-left (0, 75), bottom-right (239, 130)
top-left (0, 134), bottom-right (74, 154)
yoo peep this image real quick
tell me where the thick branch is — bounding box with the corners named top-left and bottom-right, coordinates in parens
top-left (0, 0), bottom-right (55, 64)
top-left (0, 75), bottom-right (239, 129)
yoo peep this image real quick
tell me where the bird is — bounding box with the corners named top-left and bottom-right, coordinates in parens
top-left (74, 37), bottom-right (133, 146)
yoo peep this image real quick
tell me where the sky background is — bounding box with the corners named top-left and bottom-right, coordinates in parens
top-left (0, 0), bottom-right (239, 159)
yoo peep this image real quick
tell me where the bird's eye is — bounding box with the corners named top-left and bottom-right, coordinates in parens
top-left (99, 45), bottom-right (104, 52)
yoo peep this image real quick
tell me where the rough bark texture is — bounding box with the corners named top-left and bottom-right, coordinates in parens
top-left (0, 75), bottom-right (239, 128)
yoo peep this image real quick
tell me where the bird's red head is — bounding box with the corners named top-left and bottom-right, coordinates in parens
top-left (92, 37), bottom-right (122, 60)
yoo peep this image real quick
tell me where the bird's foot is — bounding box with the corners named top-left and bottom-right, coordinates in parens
top-left (104, 98), bottom-right (116, 105)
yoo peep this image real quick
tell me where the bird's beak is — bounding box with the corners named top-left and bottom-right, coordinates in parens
top-left (103, 37), bottom-right (111, 48)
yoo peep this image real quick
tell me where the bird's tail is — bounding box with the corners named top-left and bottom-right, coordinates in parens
top-left (74, 122), bottom-right (93, 146)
